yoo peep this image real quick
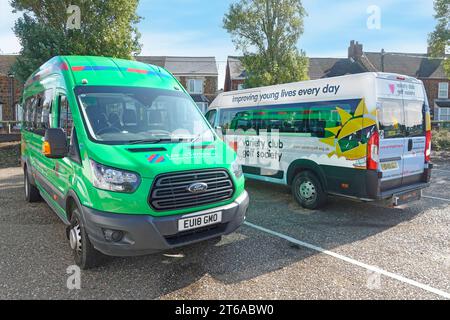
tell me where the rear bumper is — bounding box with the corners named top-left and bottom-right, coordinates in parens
top-left (368, 165), bottom-right (432, 200)
top-left (80, 191), bottom-right (249, 257)
top-left (379, 182), bottom-right (430, 200)
top-left (323, 164), bottom-right (432, 201)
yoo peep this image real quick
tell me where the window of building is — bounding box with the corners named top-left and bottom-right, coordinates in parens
top-left (196, 102), bottom-right (208, 114)
top-left (438, 107), bottom-right (450, 121)
top-left (15, 104), bottom-right (23, 122)
top-left (187, 79), bottom-right (204, 94)
top-left (438, 82), bottom-right (449, 99)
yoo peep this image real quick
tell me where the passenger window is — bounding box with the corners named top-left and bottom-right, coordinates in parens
top-left (32, 96), bottom-right (43, 132)
top-left (205, 110), bottom-right (217, 126)
top-left (23, 97), bottom-right (34, 131)
top-left (220, 110), bottom-right (241, 134)
top-left (404, 100), bottom-right (425, 137)
top-left (59, 95), bottom-right (73, 138)
top-left (35, 89), bottom-right (54, 135)
top-left (378, 99), bottom-right (405, 138)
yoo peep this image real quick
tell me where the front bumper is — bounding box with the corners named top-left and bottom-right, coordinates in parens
top-left (80, 191), bottom-right (249, 257)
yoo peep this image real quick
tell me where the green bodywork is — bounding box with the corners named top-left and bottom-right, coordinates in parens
top-left (21, 56), bottom-right (244, 219)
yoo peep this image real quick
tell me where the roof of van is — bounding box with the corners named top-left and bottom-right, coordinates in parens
top-left (24, 56), bottom-right (181, 91)
top-left (210, 72), bottom-right (424, 109)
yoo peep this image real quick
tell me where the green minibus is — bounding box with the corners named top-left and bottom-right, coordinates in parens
top-left (21, 56), bottom-right (248, 269)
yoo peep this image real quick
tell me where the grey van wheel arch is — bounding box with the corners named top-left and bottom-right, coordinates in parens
top-left (287, 160), bottom-right (328, 192)
top-left (65, 190), bottom-right (86, 226)
top-left (23, 160), bottom-right (36, 186)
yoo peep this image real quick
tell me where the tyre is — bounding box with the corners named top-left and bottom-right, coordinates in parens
top-left (24, 168), bottom-right (41, 203)
top-left (69, 208), bottom-right (104, 270)
top-left (292, 171), bottom-right (327, 210)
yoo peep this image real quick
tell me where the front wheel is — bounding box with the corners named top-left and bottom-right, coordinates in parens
top-left (69, 208), bottom-right (104, 270)
top-left (24, 169), bottom-right (41, 203)
top-left (292, 171), bottom-right (327, 210)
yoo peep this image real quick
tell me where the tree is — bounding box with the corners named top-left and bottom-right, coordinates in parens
top-left (428, 0), bottom-right (450, 78)
top-left (224, 0), bottom-right (309, 88)
top-left (10, 0), bottom-right (142, 83)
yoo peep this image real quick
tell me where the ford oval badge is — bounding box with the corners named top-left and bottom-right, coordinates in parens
top-left (187, 182), bottom-right (208, 194)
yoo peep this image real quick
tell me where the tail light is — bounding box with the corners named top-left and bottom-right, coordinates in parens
top-left (367, 130), bottom-right (379, 170)
top-left (229, 141), bottom-right (238, 152)
top-left (425, 130), bottom-right (432, 163)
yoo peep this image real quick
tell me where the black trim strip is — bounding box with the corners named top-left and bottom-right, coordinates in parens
top-left (242, 165), bottom-right (284, 180)
top-left (127, 147), bottom-right (167, 153)
top-left (33, 168), bottom-right (65, 209)
top-left (380, 157), bottom-right (402, 163)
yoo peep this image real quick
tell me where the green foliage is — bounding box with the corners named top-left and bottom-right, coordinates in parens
top-left (224, 0), bottom-right (309, 88)
top-left (432, 129), bottom-right (450, 151)
top-left (428, 0), bottom-right (450, 78)
top-left (10, 0), bottom-right (142, 83)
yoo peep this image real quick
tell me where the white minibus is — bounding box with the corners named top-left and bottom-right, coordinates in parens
top-left (207, 73), bottom-right (432, 209)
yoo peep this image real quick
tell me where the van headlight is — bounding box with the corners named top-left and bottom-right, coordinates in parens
top-left (231, 159), bottom-right (243, 179)
top-left (89, 160), bottom-right (140, 193)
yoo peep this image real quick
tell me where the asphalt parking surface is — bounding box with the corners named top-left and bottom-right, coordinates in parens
top-left (0, 159), bottom-right (449, 300)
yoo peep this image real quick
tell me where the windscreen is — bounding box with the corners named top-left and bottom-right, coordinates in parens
top-left (75, 86), bottom-right (214, 144)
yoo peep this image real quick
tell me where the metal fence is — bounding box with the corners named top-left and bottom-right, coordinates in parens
top-left (432, 121), bottom-right (450, 131)
top-left (0, 121), bottom-right (22, 134)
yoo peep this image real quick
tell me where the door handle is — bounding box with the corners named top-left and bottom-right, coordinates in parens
top-left (408, 139), bottom-right (413, 152)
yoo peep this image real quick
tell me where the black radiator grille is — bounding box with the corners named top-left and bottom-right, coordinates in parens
top-left (149, 169), bottom-right (234, 211)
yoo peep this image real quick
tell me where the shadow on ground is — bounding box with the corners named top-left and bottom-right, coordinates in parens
top-left (0, 167), bottom-right (447, 299)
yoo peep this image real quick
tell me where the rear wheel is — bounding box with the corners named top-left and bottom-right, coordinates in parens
top-left (24, 169), bottom-right (41, 203)
top-left (69, 208), bottom-right (104, 270)
top-left (292, 171), bottom-right (327, 210)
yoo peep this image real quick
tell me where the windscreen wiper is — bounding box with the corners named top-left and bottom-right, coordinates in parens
top-left (191, 130), bottom-right (216, 144)
top-left (128, 137), bottom-right (192, 145)
top-left (128, 138), bottom-right (173, 145)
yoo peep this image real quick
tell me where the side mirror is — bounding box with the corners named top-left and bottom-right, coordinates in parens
top-left (43, 128), bottom-right (68, 159)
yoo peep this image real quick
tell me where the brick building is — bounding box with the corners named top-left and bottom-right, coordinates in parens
top-left (0, 55), bottom-right (22, 124)
top-left (137, 56), bottom-right (218, 113)
top-left (224, 56), bottom-right (247, 92)
top-left (224, 41), bottom-right (450, 120)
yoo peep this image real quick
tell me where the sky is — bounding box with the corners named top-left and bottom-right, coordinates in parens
top-left (0, 0), bottom-right (437, 89)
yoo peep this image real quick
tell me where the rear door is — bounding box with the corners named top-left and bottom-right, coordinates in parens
top-left (401, 85), bottom-right (426, 185)
top-left (377, 94), bottom-right (405, 190)
top-left (377, 77), bottom-right (426, 191)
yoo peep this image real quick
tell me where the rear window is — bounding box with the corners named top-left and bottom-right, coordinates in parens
top-left (378, 99), bottom-right (405, 139)
top-left (404, 100), bottom-right (425, 137)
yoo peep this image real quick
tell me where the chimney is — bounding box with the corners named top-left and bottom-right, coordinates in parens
top-left (348, 40), bottom-right (363, 60)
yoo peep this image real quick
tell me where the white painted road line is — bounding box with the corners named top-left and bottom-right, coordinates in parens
top-left (433, 169), bottom-right (450, 174)
top-left (244, 221), bottom-right (450, 299)
top-left (423, 195), bottom-right (450, 202)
